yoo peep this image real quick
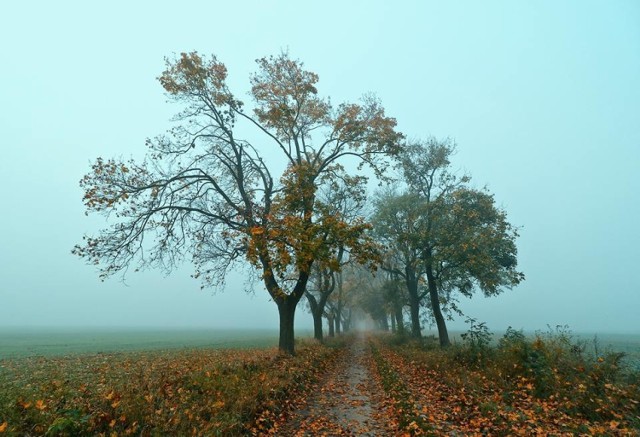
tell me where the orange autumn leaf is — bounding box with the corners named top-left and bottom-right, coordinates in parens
top-left (35, 400), bottom-right (46, 411)
top-left (250, 226), bottom-right (264, 235)
top-left (0, 422), bottom-right (7, 433)
top-left (609, 420), bottom-right (619, 429)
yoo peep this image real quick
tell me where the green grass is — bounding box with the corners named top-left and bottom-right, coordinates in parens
top-left (0, 328), bottom-right (312, 359)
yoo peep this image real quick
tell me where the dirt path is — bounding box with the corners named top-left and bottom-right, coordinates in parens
top-left (280, 335), bottom-right (390, 436)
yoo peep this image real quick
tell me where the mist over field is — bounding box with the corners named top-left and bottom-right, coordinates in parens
top-left (0, 327), bottom-right (284, 359)
top-left (1, 1), bottom-right (638, 339)
top-left (2, 327), bottom-right (639, 374)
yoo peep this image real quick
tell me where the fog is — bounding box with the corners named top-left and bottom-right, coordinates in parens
top-left (1, 1), bottom-right (638, 335)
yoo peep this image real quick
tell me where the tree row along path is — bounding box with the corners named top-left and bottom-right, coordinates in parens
top-left (278, 334), bottom-right (395, 436)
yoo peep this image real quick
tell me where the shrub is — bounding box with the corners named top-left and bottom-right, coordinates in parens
top-left (457, 317), bottom-right (493, 365)
top-left (461, 317), bottom-right (492, 349)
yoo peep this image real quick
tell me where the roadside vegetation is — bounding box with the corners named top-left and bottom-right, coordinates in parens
top-left (372, 327), bottom-right (640, 435)
top-left (1, 331), bottom-right (638, 435)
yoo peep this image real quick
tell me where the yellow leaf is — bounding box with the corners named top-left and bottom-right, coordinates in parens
top-left (213, 400), bottom-right (225, 408)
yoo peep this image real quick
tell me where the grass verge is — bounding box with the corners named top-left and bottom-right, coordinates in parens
top-left (379, 328), bottom-right (640, 435)
top-left (369, 339), bottom-right (432, 435)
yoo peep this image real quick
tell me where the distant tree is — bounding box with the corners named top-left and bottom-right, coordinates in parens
top-left (304, 176), bottom-right (370, 342)
top-left (306, 263), bottom-right (337, 341)
top-left (326, 263), bottom-right (370, 334)
top-left (326, 269), bottom-right (350, 335)
top-left (382, 273), bottom-right (407, 336)
top-left (375, 139), bottom-right (524, 346)
top-left (342, 264), bottom-right (393, 331)
top-left (324, 305), bottom-right (336, 338)
top-left (73, 52), bottom-right (402, 355)
top-left (425, 186), bottom-right (524, 329)
top-left (372, 190), bottom-right (428, 338)
top-left (358, 288), bottom-right (390, 330)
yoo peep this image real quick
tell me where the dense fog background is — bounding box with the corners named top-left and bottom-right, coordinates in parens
top-left (1, 1), bottom-right (638, 334)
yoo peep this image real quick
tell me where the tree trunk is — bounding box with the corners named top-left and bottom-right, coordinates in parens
top-left (342, 308), bottom-right (352, 332)
top-left (277, 298), bottom-right (297, 355)
top-left (380, 314), bottom-right (389, 331)
top-left (312, 311), bottom-right (323, 341)
top-left (426, 264), bottom-right (450, 347)
top-left (327, 315), bottom-right (335, 337)
top-left (335, 316), bottom-right (342, 335)
top-left (390, 313), bottom-right (396, 332)
top-left (263, 262), bottom-right (309, 355)
top-left (306, 293), bottom-right (323, 342)
top-left (405, 266), bottom-right (422, 339)
top-left (394, 302), bottom-right (405, 335)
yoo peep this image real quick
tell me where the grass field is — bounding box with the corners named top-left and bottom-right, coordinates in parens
top-left (1, 328), bottom-right (638, 369)
top-left (572, 332), bottom-right (640, 371)
top-left (0, 328), bottom-right (314, 359)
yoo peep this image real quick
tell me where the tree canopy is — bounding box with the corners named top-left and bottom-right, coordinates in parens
top-left (373, 139), bottom-right (524, 345)
top-left (74, 52), bottom-right (402, 354)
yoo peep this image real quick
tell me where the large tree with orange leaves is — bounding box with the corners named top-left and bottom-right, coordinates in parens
top-left (73, 52), bottom-right (402, 354)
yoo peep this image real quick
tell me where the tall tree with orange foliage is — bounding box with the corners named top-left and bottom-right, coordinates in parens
top-left (73, 52), bottom-right (402, 354)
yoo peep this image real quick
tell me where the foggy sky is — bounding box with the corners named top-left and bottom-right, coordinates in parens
top-left (1, 1), bottom-right (638, 334)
